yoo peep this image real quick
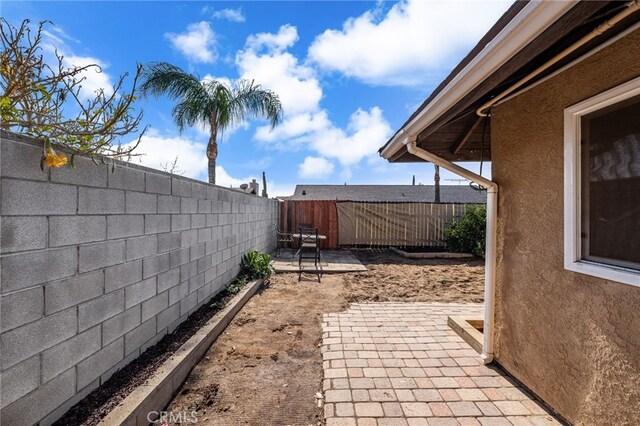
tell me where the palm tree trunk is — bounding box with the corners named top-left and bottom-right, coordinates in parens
top-left (207, 118), bottom-right (218, 184)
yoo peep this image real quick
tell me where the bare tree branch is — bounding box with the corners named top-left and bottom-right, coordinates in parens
top-left (0, 18), bottom-right (146, 165)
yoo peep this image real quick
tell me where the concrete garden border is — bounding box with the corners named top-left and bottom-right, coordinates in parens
top-left (390, 247), bottom-right (475, 259)
top-left (98, 279), bottom-right (263, 426)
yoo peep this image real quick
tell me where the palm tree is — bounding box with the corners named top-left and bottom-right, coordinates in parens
top-left (140, 62), bottom-right (282, 184)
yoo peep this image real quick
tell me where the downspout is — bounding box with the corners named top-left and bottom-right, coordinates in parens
top-left (384, 0), bottom-right (640, 367)
top-left (405, 136), bottom-right (498, 364)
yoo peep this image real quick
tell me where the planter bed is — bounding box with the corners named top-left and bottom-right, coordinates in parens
top-left (391, 246), bottom-right (475, 259)
top-left (54, 280), bottom-right (262, 426)
top-left (447, 316), bottom-right (484, 354)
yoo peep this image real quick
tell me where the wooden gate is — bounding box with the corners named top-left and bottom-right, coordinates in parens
top-left (279, 200), bottom-right (338, 249)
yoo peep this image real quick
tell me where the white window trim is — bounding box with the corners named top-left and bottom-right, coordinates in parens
top-left (564, 76), bottom-right (640, 287)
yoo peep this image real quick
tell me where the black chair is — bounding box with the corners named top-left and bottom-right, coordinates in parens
top-left (298, 226), bottom-right (322, 282)
top-left (275, 224), bottom-right (294, 257)
top-left (295, 223), bottom-right (313, 251)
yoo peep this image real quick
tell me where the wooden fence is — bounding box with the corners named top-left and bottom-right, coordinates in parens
top-left (279, 200), bottom-right (474, 249)
top-left (336, 202), bottom-right (470, 247)
top-left (279, 200), bottom-right (338, 248)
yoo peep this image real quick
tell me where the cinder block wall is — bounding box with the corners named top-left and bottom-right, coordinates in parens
top-left (0, 131), bottom-right (278, 425)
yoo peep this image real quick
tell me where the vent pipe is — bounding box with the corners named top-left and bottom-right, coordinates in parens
top-left (249, 179), bottom-right (259, 195)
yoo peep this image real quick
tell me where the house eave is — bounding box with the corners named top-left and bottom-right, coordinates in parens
top-left (379, 0), bottom-right (578, 161)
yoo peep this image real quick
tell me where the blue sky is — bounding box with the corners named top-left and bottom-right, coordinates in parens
top-left (4, 0), bottom-right (510, 196)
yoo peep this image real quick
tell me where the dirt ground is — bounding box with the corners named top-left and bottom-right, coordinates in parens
top-left (345, 250), bottom-right (485, 304)
top-left (165, 250), bottom-right (484, 425)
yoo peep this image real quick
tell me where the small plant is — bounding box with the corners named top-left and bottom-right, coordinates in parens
top-left (161, 156), bottom-right (185, 175)
top-left (240, 251), bottom-right (275, 280)
top-left (444, 205), bottom-right (486, 257)
top-left (223, 251), bottom-right (274, 296)
top-left (226, 276), bottom-right (247, 295)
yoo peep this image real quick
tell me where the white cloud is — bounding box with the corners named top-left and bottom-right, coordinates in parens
top-left (40, 30), bottom-right (114, 100)
top-left (310, 107), bottom-right (392, 166)
top-left (298, 156), bottom-right (335, 178)
top-left (62, 54), bottom-right (113, 100)
top-left (216, 166), bottom-right (294, 198)
top-left (207, 7), bottom-right (246, 23)
top-left (165, 21), bottom-right (217, 63)
top-left (254, 110), bottom-right (330, 143)
top-left (245, 24), bottom-right (298, 52)
top-left (237, 25), bottom-right (322, 115)
top-left (236, 25), bottom-right (393, 173)
top-left (42, 25), bottom-right (80, 45)
top-left (216, 165), bottom-right (250, 187)
top-left (308, 0), bottom-right (511, 86)
top-left (124, 130), bottom-right (208, 180)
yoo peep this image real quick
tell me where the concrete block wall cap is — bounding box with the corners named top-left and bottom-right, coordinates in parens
top-left (97, 278), bottom-right (263, 426)
top-left (1, 129), bottom-right (279, 201)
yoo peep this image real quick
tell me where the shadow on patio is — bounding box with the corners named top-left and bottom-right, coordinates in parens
top-left (272, 249), bottom-right (368, 274)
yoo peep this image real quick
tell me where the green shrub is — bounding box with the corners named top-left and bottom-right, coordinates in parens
top-left (240, 251), bottom-right (275, 280)
top-left (444, 205), bottom-right (486, 257)
top-left (223, 251), bottom-right (274, 296)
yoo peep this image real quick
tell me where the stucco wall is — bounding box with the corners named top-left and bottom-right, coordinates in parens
top-left (491, 29), bottom-right (640, 425)
top-left (0, 131), bottom-right (278, 425)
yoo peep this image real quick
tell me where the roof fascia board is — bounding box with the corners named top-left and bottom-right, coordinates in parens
top-left (492, 19), bottom-right (640, 109)
top-left (380, 0), bottom-right (578, 160)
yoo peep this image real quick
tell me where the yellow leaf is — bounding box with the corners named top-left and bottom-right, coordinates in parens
top-left (43, 147), bottom-right (68, 168)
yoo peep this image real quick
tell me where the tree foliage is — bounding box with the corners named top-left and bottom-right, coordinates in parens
top-left (444, 205), bottom-right (487, 257)
top-left (140, 62), bottom-right (282, 184)
top-left (0, 18), bottom-right (145, 167)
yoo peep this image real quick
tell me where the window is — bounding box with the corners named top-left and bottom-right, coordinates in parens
top-left (564, 76), bottom-right (640, 287)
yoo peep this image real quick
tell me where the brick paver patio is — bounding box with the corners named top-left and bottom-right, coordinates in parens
top-left (321, 303), bottom-right (562, 426)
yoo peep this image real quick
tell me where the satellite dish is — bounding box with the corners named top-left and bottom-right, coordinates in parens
top-left (240, 183), bottom-right (249, 190)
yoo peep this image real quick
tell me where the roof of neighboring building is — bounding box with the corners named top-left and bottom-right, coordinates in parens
top-left (289, 185), bottom-right (486, 204)
top-left (379, 1), bottom-right (636, 163)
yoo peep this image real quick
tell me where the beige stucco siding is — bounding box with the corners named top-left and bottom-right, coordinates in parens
top-left (491, 28), bottom-right (640, 425)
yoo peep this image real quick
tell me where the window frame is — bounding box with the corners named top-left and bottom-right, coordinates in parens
top-left (563, 76), bottom-right (640, 287)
